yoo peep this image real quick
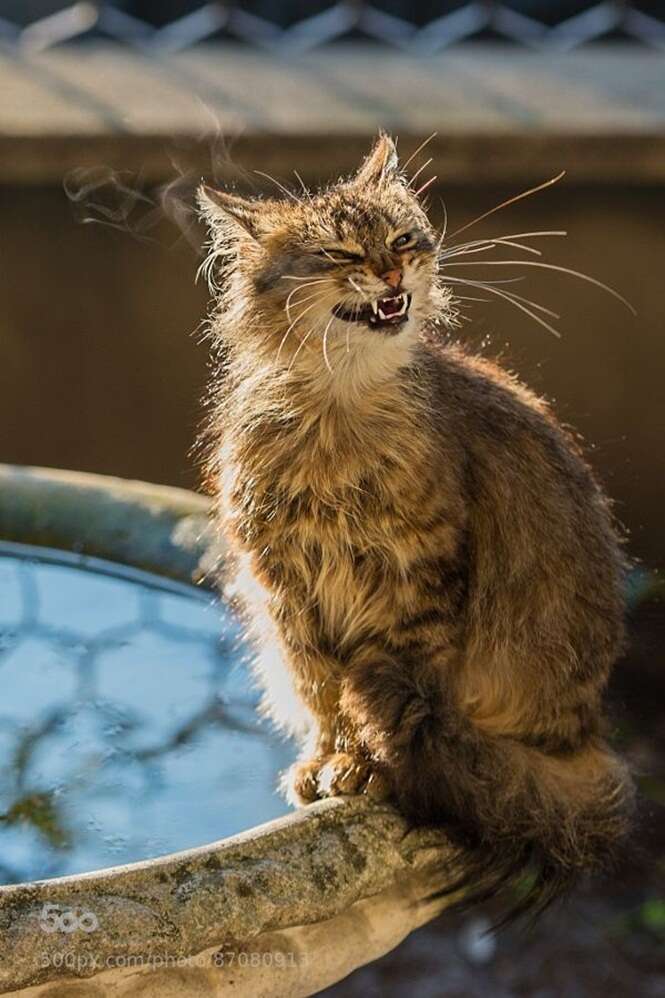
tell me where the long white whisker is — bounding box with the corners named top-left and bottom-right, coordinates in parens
top-left (452, 293), bottom-right (491, 303)
top-left (408, 157), bottom-right (433, 189)
top-left (280, 275), bottom-right (332, 283)
top-left (501, 289), bottom-right (560, 319)
top-left (284, 280), bottom-right (334, 320)
top-left (442, 239), bottom-right (542, 260)
top-left (441, 259), bottom-right (635, 313)
top-left (441, 244), bottom-right (498, 259)
top-left (254, 170), bottom-right (302, 203)
top-left (277, 300), bottom-right (326, 361)
top-left (436, 197), bottom-right (449, 255)
top-left (446, 171), bottom-right (566, 241)
top-left (444, 230), bottom-right (567, 255)
top-left (415, 175), bottom-right (437, 198)
top-left (401, 132), bottom-right (437, 172)
top-left (293, 170), bottom-right (309, 197)
top-left (440, 230), bottom-right (567, 263)
top-left (287, 322), bottom-right (319, 373)
top-left (322, 314), bottom-right (335, 374)
top-left (445, 277), bottom-right (562, 338)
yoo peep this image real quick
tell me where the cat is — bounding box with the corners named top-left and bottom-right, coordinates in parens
top-left (197, 134), bottom-right (634, 919)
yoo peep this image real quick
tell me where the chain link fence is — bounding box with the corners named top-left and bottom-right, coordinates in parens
top-left (1, 1), bottom-right (664, 53)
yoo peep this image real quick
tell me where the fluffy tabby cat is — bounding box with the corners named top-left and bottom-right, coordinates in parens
top-left (198, 135), bottom-right (634, 919)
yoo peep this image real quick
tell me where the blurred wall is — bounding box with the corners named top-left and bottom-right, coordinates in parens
top-left (0, 181), bottom-right (663, 568)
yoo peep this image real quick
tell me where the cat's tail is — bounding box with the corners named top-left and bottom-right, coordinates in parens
top-left (341, 663), bottom-right (634, 924)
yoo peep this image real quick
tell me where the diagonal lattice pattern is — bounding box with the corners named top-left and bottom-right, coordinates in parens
top-left (0, 543), bottom-right (292, 885)
top-left (1, 2), bottom-right (664, 54)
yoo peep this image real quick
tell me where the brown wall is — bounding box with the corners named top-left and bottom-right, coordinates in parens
top-left (1, 182), bottom-right (663, 568)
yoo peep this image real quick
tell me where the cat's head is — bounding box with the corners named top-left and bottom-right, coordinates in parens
top-left (198, 135), bottom-right (449, 372)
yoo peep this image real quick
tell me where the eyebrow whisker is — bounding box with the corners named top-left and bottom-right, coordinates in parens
top-left (401, 132), bottom-right (438, 173)
top-left (254, 170), bottom-right (302, 203)
top-left (408, 157), bottom-right (433, 190)
top-left (414, 175), bottom-right (438, 198)
top-left (446, 172), bottom-right (566, 241)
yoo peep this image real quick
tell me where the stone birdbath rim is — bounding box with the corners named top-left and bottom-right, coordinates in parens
top-left (0, 465), bottom-right (451, 997)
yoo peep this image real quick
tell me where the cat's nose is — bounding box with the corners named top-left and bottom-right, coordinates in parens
top-left (381, 268), bottom-right (402, 290)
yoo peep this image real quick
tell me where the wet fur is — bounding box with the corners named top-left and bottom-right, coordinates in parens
top-left (198, 136), bottom-right (634, 919)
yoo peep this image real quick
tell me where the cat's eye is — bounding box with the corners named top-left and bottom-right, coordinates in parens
top-left (391, 232), bottom-right (416, 251)
top-left (315, 247), bottom-right (364, 263)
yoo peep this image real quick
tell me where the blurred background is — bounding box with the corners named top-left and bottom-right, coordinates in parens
top-left (0, 2), bottom-right (664, 996)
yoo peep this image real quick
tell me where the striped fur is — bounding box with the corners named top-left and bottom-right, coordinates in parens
top-left (198, 136), bottom-right (634, 920)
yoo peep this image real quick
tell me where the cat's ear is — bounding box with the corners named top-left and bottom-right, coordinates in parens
top-left (197, 185), bottom-right (263, 239)
top-left (352, 134), bottom-right (400, 188)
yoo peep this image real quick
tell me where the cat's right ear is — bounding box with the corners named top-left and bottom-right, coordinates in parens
top-left (197, 185), bottom-right (262, 239)
top-left (352, 134), bottom-right (400, 188)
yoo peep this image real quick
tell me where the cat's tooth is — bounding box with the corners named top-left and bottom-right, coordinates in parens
top-left (378, 308), bottom-right (387, 320)
top-left (371, 300), bottom-right (378, 315)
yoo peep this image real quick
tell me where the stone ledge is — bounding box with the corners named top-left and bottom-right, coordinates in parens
top-left (0, 798), bottom-right (451, 995)
top-left (0, 466), bottom-right (453, 995)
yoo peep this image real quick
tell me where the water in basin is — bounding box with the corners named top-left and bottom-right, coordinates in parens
top-left (0, 542), bottom-right (293, 883)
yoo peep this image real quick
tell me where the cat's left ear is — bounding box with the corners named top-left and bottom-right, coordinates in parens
top-left (352, 134), bottom-right (400, 187)
top-left (197, 185), bottom-right (263, 239)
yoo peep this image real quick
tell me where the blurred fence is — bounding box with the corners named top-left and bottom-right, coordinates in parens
top-left (1, 1), bottom-right (665, 53)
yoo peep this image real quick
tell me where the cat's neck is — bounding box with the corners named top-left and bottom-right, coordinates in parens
top-left (229, 310), bottom-right (423, 412)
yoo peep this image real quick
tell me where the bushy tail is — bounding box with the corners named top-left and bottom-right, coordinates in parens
top-left (343, 667), bottom-right (634, 924)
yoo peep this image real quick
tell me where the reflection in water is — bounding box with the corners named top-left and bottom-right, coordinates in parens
top-left (0, 543), bottom-right (293, 884)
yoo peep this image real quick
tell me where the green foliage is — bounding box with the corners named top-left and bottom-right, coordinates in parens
top-left (639, 898), bottom-right (665, 936)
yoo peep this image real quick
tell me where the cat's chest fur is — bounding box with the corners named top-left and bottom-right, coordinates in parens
top-left (221, 388), bottom-right (455, 643)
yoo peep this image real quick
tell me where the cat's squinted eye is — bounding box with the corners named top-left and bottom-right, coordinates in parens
top-left (315, 247), bottom-right (365, 263)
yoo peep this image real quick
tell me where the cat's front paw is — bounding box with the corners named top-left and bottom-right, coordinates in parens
top-left (282, 753), bottom-right (392, 806)
top-left (282, 757), bottom-right (324, 806)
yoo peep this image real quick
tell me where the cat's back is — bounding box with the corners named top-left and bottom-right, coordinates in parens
top-left (416, 336), bottom-right (625, 630)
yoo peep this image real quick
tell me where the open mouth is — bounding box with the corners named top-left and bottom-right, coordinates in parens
top-left (332, 292), bottom-right (411, 332)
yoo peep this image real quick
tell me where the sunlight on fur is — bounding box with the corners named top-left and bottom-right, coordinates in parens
top-left (197, 134), bottom-right (634, 924)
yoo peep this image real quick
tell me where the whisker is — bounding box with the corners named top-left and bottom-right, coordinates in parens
top-left (254, 170), bottom-right (302, 203)
top-left (440, 230), bottom-right (567, 260)
top-left (441, 239), bottom-right (541, 260)
top-left (502, 289), bottom-right (560, 319)
top-left (322, 314), bottom-right (335, 374)
top-left (347, 276), bottom-right (364, 295)
top-left (446, 171), bottom-right (566, 241)
top-left (277, 298), bottom-right (329, 361)
top-left (281, 286), bottom-right (340, 363)
top-left (287, 321), bottom-right (320, 373)
top-left (452, 294), bottom-right (491, 303)
top-left (401, 132), bottom-right (438, 173)
top-left (285, 288), bottom-right (333, 321)
top-left (440, 259), bottom-right (635, 313)
top-left (293, 170), bottom-right (310, 197)
top-left (440, 244), bottom-right (498, 260)
top-left (284, 280), bottom-right (334, 320)
top-left (415, 175), bottom-right (438, 198)
top-left (280, 275), bottom-right (332, 282)
top-left (408, 157), bottom-right (433, 189)
top-left (435, 197), bottom-right (449, 255)
top-left (445, 276), bottom-right (562, 338)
